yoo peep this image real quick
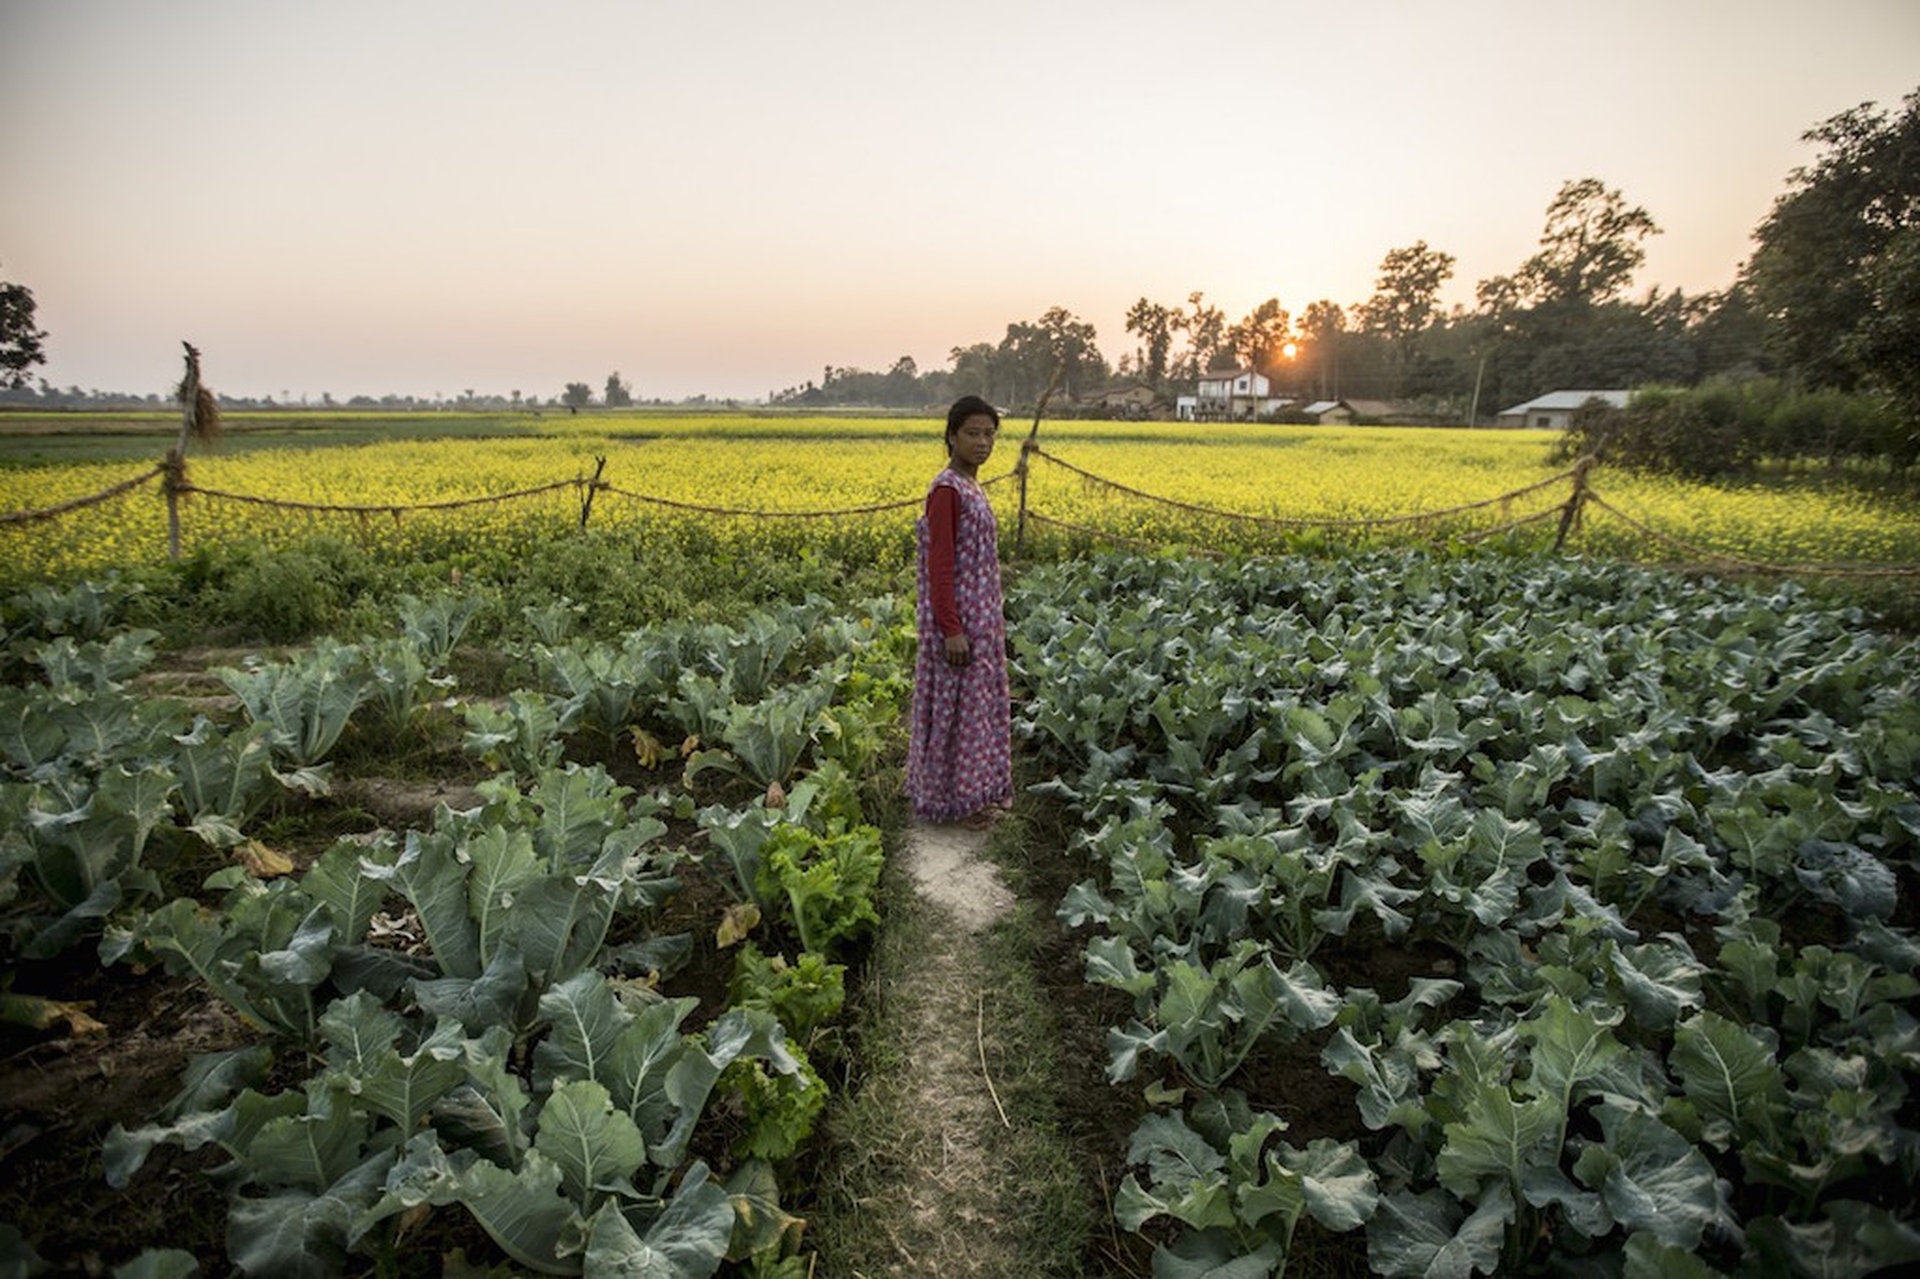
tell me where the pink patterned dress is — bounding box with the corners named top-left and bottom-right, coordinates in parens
top-left (907, 469), bottom-right (1013, 822)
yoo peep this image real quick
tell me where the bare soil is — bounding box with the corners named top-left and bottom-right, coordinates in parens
top-left (0, 958), bottom-right (249, 1272)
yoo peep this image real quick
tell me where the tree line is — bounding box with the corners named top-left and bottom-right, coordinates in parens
top-left (771, 87), bottom-right (1919, 466)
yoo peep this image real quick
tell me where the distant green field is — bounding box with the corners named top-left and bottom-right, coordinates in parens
top-left (0, 410), bottom-right (550, 466)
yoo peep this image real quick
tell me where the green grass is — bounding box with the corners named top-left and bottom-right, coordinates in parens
top-left (807, 809), bottom-right (1106, 1277)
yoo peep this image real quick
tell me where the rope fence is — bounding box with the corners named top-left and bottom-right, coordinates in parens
top-left (1584, 489), bottom-right (1920, 579)
top-left (0, 465), bottom-right (165, 527)
top-left (5, 431), bottom-right (1917, 584)
top-left (1026, 444), bottom-right (1584, 530)
top-left (174, 476), bottom-right (587, 516)
top-left (597, 471), bottom-right (1013, 520)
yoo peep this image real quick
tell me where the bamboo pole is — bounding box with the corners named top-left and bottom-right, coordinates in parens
top-left (580, 456), bottom-right (607, 529)
top-left (1015, 365), bottom-right (1064, 551)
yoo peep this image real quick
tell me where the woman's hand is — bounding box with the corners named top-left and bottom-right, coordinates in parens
top-left (944, 632), bottom-right (972, 666)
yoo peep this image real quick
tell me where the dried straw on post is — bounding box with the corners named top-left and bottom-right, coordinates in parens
top-left (165, 341), bottom-right (221, 559)
top-left (174, 341), bottom-right (222, 455)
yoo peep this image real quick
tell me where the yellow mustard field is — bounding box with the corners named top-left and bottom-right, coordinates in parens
top-left (3, 415), bottom-right (1917, 581)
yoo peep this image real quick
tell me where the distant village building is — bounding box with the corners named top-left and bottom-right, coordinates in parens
top-left (1300, 398), bottom-right (1402, 424)
top-left (1081, 381), bottom-right (1165, 418)
top-left (1495, 390), bottom-right (1630, 429)
top-left (1176, 367), bottom-right (1292, 421)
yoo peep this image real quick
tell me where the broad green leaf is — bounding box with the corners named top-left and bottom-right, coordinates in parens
top-left (1621, 1230), bottom-right (1727, 1279)
top-left (254, 905), bottom-right (336, 992)
top-left (579, 1162), bottom-right (733, 1279)
top-left (1434, 1082), bottom-right (1560, 1200)
top-left (1609, 937), bottom-right (1706, 1030)
top-left (355, 1018), bottom-right (467, 1133)
top-left (1746, 1201), bottom-right (1920, 1279)
top-left (652, 1008), bottom-right (790, 1169)
top-left (1321, 1027), bottom-right (1430, 1134)
top-left (318, 990), bottom-right (403, 1077)
top-left (602, 997), bottom-right (702, 1141)
top-left (1365, 1183), bottom-right (1512, 1279)
top-left (103, 1087), bottom-right (301, 1190)
top-left (466, 824), bottom-right (540, 966)
top-left (1085, 935), bottom-right (1156, 999)
top-left (137, 897), bottom-right (270, 1030)
top-left (535, 969), bottom-right (642, 1090)
top-left (300, 837), bottom-right (390, 944)
top-left (430, 1026), bottom-right (529, 1168)
top-left (359, 1135), bottom-right (579, 1275)
top-left (244, 1085), bottom-right (370, 1193)
top-left (0, 687), bottom-right (66, 769)
top-left (1275, 1137), bottom-right (1379, 1232)
top-left (411, 941), bottom-right (528, 1035)
top-left (22, 876), bottom-right (123, 961)
top-left (1113, 1169), bottom-right (1235, 1234)
top-left (509, 850), bottom-right (626, 989)
top-left (1792, 839), bottom-right (1898, 921)
top-left (226, 1147), bottom-right (393, 1279)
top-left (368, 827), bottom-right (481, 980)
top-left (529, 763), bottom-right (632, 868)
top-left (1516, 994), bottom-right (1626, 1116)
top-left (1572, 1106), bottom-right (1722, 1250)
top-left (535, 1079), bottom-right (648, 1205)
top-left (92, 763), bottom-right (178, 861)
top-left (1106, 1019), bottom-right (1166, 1084)
top-left (1242, 954), bottom-right (1342, 1036)
top-left (1147, 1230), bottom-right (1284, 1279)
top-left (1669, 1012), bottom-right (1788, 1150)
top-left (1126, 1110), bottom-right (1226, 1189)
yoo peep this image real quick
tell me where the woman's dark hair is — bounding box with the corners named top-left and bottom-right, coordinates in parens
top-left (945, 395), bottom-right (1000, 452)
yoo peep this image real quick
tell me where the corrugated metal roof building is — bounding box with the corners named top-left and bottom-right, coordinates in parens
top-left (1495, 390), bottom-right (1630, 428)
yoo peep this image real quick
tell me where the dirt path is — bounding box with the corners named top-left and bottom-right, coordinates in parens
top-left (839, 819), bottom-right (1026, 1277)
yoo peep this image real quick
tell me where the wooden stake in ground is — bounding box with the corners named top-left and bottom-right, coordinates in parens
top-left (1015, 364), bottom-right (1064, 550)
top-left (165, 341), bottom-right (221, 559)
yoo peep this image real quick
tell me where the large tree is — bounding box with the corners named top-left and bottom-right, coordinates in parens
top-left (1742, 88), bottom-right (1920, 398)
top-left (0, 266), bottom-right (49, 390)
top-left (1296, 299), bottom-right (1347, 400)
top-left (1517, 178), bottom-right (1660, 308)
top-left (1123, 297), bottom-right (1176, 388)
top-left (992, 306), bottom-right (1106, 406)
top-left (1468, 180), bottom-right (1664, 408)
top-left (1355, 241), bottom-right (1455, 379)
top-left (1172, 291), bottom-right (1228, 382)
top-left (1228, 298), bottom-right (1292, 380)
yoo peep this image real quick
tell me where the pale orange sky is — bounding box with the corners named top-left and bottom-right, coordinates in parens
top-left (3, 0), bottom-right (1917, 402)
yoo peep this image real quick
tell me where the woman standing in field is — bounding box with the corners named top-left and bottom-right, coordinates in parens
top-left (907, 395), bottom-right (1013, 827)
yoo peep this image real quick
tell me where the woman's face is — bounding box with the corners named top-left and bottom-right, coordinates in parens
top-left (950, 413), bottom-right (999, 468)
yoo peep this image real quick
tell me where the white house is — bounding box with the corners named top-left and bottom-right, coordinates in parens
top-left (1495, 390), bottom-right (1630, 429)
top-left (1177, 368), bottom-right (1292, 421)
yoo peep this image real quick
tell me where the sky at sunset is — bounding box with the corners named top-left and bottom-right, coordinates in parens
top-left (3, 0), bottom-right (1918, 403)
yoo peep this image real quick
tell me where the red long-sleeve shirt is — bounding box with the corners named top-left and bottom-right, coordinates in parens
top-left (926, 484), bottom-right (963, 637)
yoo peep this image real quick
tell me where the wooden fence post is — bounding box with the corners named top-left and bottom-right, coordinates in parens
top-left (1552, 455), bottom-right (1595, 553)
top-left (163, 451), bottom-right (186, 560)
top-left (166, 342), bottom-right (219, 560)
top-left (580, 456), bottom-right (607, 529)
top-left (1014, 366), bottom-right (1064, 551)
